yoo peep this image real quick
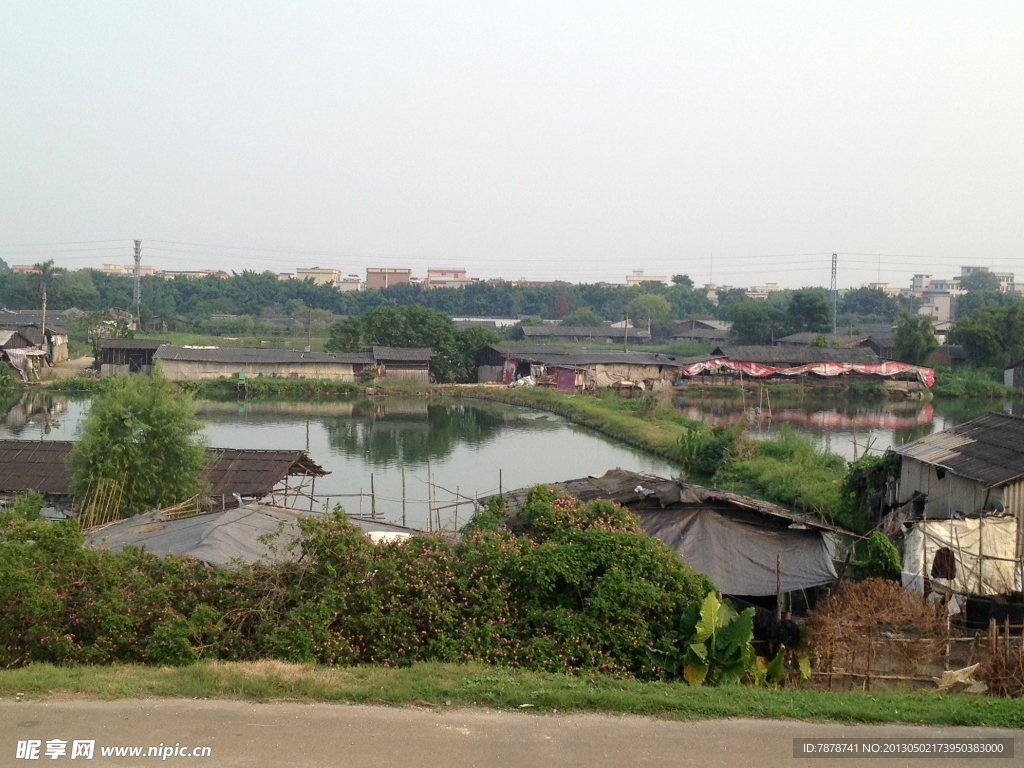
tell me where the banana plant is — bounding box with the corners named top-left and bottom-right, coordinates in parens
top-left (670, 591), bottom-right (756, 685)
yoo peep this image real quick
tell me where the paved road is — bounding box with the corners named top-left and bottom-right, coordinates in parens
top-left (0, 698), bottom-right (1018, 768)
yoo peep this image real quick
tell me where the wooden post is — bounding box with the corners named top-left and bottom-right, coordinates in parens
top-left (978, 514), bottom-right (985, 596)
top-left (776, 553), bottom-right (783, 621)
top-left (402, 467), bottom-right (407, 528)
top-left (499, 468), bottom-right (502, 496)
top-left (427, 459), bottom-right (433, 532)
top-left (359, 488), bottom-right (363, 518)
top-left (865, 631), bottom-right (873, 692)
top-left (370, 473), bottom-right (377, 520)
top-left (310, 477), bottom-right (315, 511)
top-left (455, 485), bottom-right (460, 533)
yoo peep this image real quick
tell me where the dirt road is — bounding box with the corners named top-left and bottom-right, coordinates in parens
top-left (0, 698), bottom-right (1017, 767)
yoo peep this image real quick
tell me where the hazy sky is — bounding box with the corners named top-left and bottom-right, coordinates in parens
top-left (2, 2), bottom-right (1022, 288)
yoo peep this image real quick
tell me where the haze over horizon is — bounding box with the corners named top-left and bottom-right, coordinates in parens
top-left (2, 2), bottom-right (1022, 290)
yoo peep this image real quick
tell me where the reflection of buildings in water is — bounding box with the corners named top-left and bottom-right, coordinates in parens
top-left (677, 402), bottom-right (934, 432)
top-left (5, 392), bottom-right (68, 434)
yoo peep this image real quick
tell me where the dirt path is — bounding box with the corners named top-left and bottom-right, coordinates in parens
top-left (0, 699), bottom-right (1017, 767)
top-left (38, 355), bottom-right (92, 381)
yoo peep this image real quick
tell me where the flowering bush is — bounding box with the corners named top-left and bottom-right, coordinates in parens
top-left (0, 487), bottom-right (712, 679)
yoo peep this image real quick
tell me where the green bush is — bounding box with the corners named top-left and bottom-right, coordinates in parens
top-left (933, 366), bottom-right (1009, 398)
top-left (851, 532), bottom-right (902, 581)
top-left (3, 491), bottom-right (43, 521)
top-left (0, 487), bottom-right (714, 680)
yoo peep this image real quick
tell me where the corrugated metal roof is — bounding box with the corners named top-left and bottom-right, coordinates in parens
top-left (0, 440), bottom-right (327, 498)
top-left (154, 345), bottom-right (373, 365)
top-left (515, 351), bottom-right (682, 366)
top-left (100, 338), bottom-right (169, 350)
top-left (485, 344), bottom-right (570, 356)
top-left (713, 345), bottom-right (880, 364)
top-left (372, 346), bottom-right (433, 362)
top-left (894, 412), bottom-right (1024, 487)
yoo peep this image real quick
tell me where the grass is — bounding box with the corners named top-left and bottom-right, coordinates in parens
top-left (933, 366), bottom-right (1012, 399)
top-left (0, 661), bottom-right (1020, 727)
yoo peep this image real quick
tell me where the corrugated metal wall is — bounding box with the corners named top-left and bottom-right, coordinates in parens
top-left (1003, 478), bottom-right (1024, 559)
top-left (898, 458), bottom-right (999, 518)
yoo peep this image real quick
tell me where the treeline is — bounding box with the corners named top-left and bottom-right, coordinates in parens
top-left (0, 268), bottom-right (715, 328)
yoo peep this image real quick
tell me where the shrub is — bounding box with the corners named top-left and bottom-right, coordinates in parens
top-left (0, 488), bottom-right (715, 681)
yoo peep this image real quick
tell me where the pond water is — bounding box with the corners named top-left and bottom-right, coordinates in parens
top-left (1, 391), bottom-right (676, 531)
top-left (675, 391), bottom-right (1024, 461)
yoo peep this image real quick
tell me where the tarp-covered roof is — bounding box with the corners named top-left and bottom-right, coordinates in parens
top-left (713, 345), bottom-right (880, 364)
top-left (86, 503), bottom-right (417, 568)
top-left (894, 412), bottom-right (1024, 487)
top-left (0, 440), bottom-right (327, 498)
top-left (372, 346), bottom-right (433, 362)
top-left (495, 469), bottom-right (841, 595)
top-left (100, 338), bottom-right (169, 350)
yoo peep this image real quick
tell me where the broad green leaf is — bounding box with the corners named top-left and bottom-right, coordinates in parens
top-left (798, 654), bottom-right (812, 680)
top-left (715, 598), bottom-right (738, 629)
top-left (694, 592), bottom-right (719, 643)
top-left (683, 660), bottom-right (709, 686)
top-left (715, 606), bottom-right (754, 655)
top-left (687, 642), bottom-right (708, 662)
top-left (767, 648), bottom-right (785, 683)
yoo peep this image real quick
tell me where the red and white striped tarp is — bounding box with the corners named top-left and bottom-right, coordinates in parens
top-left (677, 357), bottom-right (935, 387)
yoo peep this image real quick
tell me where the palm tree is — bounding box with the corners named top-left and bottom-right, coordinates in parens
top-left (30, 260), bottom-right (63, 360)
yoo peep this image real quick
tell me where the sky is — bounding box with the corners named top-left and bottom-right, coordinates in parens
top-left (1, 2), bottom-right (1022, 289)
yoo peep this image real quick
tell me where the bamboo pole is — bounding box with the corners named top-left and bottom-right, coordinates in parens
top-left (776, 553), bottom-right (782, 621)
top-left (427, 459), bottom-right (433, 532)
top-left (402, 467), bottom-right (407, 527)
top-left (370, 473), bottom-right (377, 520)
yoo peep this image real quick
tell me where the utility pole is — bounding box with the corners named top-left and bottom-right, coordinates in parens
top-left (306, 305), bottom-right (312, 353)
top-left (623, 309), bottom-right (629, 352)
top-left (133, 240), bottom-right (142, 326)
top-left (830, 253), bottom-right (838, 334)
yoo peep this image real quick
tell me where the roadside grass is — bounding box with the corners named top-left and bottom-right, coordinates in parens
top-left (1, 662), bottom-right (1020, 727)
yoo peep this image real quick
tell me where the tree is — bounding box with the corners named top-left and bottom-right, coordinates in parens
top-left (787, 290), bottom-right (832, 334)
top-left (627, 294), bottom-right (673, 335)
top-left (840, 287), bottom-right (899, 321)
top-left (713, 288), bottom-right (752, 320)
top-left (892, 313), bottom-right (937, 365)
top-left (726, 301), bottom-right (787, 345)
top-left (951, 300), bottom-right (1024, 369)
top-left (554, 284), bottom-right (569, 319)
top-left (67, 372), bottom-right (209, 514)
top-left (559, 307), bottom-right (605, 326)
top-left (29, 260), bottom-right (63, 348)
top-left (954, 290), bottom-right (1015, 319)
top-left (960, 270), bottom-right (1002, 293)
top-left (671, 274), bottom-right (694, 288)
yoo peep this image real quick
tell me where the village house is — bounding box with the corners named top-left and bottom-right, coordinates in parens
top-left (99, 338), bottom-right (169, 376)
top-left (370, 346), bottom-right (433, 383)
top-left (890, 412), bottom-right (1023, 602)
top-left (668, 319), bottom-right (732, 344)
top-left (152, 345), bottom-right (374, 381)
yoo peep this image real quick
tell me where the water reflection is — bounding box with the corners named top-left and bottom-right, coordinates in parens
top-left (675, 393), bottom-right (1024, 460)
top-left (2, 391), bottom-right (68, 438)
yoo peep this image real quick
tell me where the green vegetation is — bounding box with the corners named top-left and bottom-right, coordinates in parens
top-left (893, 313), bottom-right (938, 365)
top-left (2, 662), bottom-right (1020, 726)
top-left (66, 372), bottom-right (208, 513)
top-left (951, 300), bottom-right (1024, 369)
top-left (0, 489), bottom-right (711, 679)
top-left (932, 366), bottom-right (1010, 398)
top-left (327, 305), bottom-right (498, 382)
top-left (180, 375), bottom-right (361, 400)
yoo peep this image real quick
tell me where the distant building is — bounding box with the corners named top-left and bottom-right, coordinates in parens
top-left (296, 267), bottom-right (341, 286)
top-left (868, 282), bottom-right (901, 297)
top-left (626, 271), bottom-right (667, 286)
top-left (366, 268), bottom-right (412, 289)
top-left (99, 339), bottom-right (169, 376)
top-left (522, 326), bottom-right (651, 344)
top-left (161, 270), bottom-right (229, 280)
top-left (337, 275), bottom-right (362, 292)
top-left (744, 283), bottom-right (781, 301)
top-left (11, 265), bottom-right (39, 274)
top-left (276, 272), bottom-right (293, 281)
top-left (669, 319), bottom-right (732, 344)
top-left (426, 268), bottom-right (472, 288)
top-left (97, 263), bottom-right (155, 276)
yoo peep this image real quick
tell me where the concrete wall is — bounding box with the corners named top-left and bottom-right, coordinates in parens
top-left (899, 457), bottom-right (1002, 518)
top-left (159, 359), bottom-right (357, 381)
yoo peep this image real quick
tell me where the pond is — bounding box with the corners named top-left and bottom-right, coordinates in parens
top-left (1, 391), bottom-right (677, 531)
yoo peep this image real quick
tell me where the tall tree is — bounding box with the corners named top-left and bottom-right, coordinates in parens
top-left (627, 294), bottom-right (673, 335)
top-left (959, 270), bottom-right (1002, 292)
top-left (29, 260), bottom-right (63, 347)
top-left (786, 289), bottom-right (832, 334)
top-left (726, 301), bottom-right (787, 345)
top-left (554, 284), bottom-right (569, 319)
top-left (671, 274), bottom-right (694, 288)
top-left (892, 313), bottom-right (938, 365)
top-left (840, 287), bottom-right (899, 321)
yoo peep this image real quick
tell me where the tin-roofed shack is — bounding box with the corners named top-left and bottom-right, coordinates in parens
top-left (890, 412), bottom-right (1024, 598)
top-left (521, 325), bottom-right (652, 343)
top-left (99, 338), bottom-right (169, 376)
top-left (0, 440), bottom-right (327, 511)
top-left (153, 345), bottom-right (373, 381)
top-left (495, 469), bottom-right (843, 597)
top-left (371, 346), bottom-right (433, 383)
top-left (475, 344), bottom-right (688, 391)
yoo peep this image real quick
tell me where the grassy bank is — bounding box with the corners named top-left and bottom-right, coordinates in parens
top-left (1, 662), bottom-right (1019, 727)
top-left (461, 386), bottom-right (860, 530)
top-left (933, 366), bottom-right (1012, 398)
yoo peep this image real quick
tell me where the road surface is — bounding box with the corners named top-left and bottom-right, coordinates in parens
top-left (1, 698), bottom-right (1018, 767)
